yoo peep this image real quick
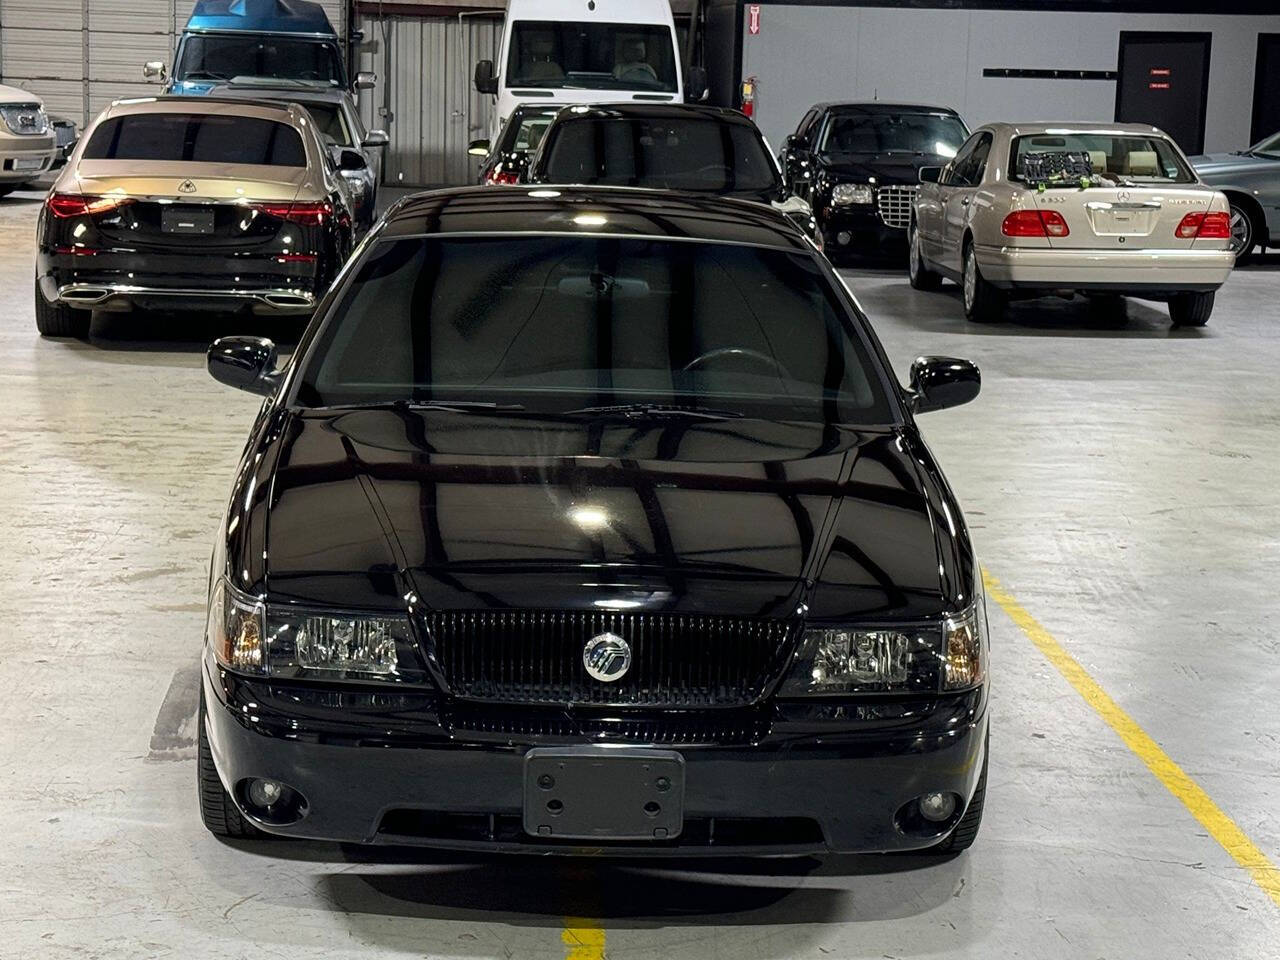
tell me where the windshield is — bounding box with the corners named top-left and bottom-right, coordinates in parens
top-left (297, 236), bottom-right (890, 423)
top-left (297, 101), bottom-right (350, 146)
top-left (505, 22), bottom-right (678, 92)
top-left (83, 113), bottom-right (306, 165)
top-left (820, 112), bottom-right (968, 158)
top-left (1010, 133), bottom-right (1194, 183)
top-left (1248, 130), bottom-right (1280, 158)
top-left (176, 35), bottom-right (344, 86)
top-left (540, 117), bottom-right (780, 194)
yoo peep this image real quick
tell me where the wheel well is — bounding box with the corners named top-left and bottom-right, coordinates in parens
top-left (1223, 191), bottom-right (1269, 244)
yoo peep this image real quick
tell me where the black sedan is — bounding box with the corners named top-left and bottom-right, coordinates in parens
top-left (469, 104), bottom-right (560, 185)
top-left (781, 102), bottom-right (969, 258)
top-left (200, 186), bottom-right (988, 856)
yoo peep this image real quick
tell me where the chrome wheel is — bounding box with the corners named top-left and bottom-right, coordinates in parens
top-left (963, 250), bottom-right (977, 311)
top-left (1228, 203), bottom-right (1254, 257)
top-left (909, 227), bottom-right (920, 282)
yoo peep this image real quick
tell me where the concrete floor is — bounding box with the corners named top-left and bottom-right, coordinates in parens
top-left (2, 184), bottom-right (1278, 959)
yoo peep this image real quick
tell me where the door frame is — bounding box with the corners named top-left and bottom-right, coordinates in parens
top-left (1114, 30), bottom-right (1212, 155)
top-left (1251, 33), bottom-right (1280, 145)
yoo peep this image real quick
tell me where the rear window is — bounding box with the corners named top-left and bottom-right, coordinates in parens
top-left (541, 117), bottom-right (779, 194)
top-left (1010, 133), bottom-right (1194, 184)
top-left (84, 114), bottom-right (306, 166)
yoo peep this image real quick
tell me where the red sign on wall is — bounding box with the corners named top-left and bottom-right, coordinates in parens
top-left (748, 5), bottom-right (761, 35)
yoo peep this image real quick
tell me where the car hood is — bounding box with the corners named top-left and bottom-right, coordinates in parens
top-left (259, 409), bottom-right (964, 622)
top-left (818, 153), bottom-right (945, 185)
top-left (1189, 152), bottom-right (1279, 176)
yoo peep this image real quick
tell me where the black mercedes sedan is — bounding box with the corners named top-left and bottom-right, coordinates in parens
top-left (199, 186), bottom-right (989, 857)
top-left (781, 102), bottom-right (969, 258)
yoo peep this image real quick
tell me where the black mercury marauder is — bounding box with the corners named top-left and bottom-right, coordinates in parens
top-left (782, 102), bottom-right (969, 257)
top-left (200, 186), bottom-right (989, 856)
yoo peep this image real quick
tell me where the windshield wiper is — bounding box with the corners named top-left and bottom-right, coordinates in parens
top-left (561, 403), bottom-right (744, 420)
top-left (328, 399), bottom-right (526, 413)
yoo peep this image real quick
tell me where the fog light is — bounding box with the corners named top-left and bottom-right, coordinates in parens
top-left (919, 791), bottom-right (957, 822)
top-left (836, 231), bottom-right (852, 246)
top-left (248, 778), bottom-right (284, 808)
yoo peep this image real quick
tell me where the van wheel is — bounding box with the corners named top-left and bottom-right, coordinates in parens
top-left (1169, 291), bottom-right (1214, 327)
top-left (34, 277), bottom-right (90, 338)
top-left (962, 244), bottom-right (1005, 323)
top-left (908, 221), bottom-right (943, 291)
top-left (927, 745), bottom-right (988, 854)
top-left (197, 690), bottom-right (265, 839)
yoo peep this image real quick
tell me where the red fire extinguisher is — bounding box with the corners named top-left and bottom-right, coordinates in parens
top-left (740, 75), bottom-right (758, 118)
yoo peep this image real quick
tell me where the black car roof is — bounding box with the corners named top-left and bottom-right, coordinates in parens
top-left (549, 103), bottom-right (758, 125)
top-left (380, 186), bottom-right (809, 251)
top-left (814, 102), bottom-right (961, 116)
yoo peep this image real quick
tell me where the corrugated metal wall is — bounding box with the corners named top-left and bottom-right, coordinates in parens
top-left (354, 13), bottom-right (501, 188)
top-left (0, 0), bottom-right (345, 127)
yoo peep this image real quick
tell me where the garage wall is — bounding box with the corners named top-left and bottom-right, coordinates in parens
top-left (742, 5), bottom-right (1280, 155)
top-left (0, 0), bottom-right (345, 127)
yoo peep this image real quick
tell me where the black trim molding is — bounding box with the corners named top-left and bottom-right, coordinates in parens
top-left (984, 68), bottom-right (1118, 80)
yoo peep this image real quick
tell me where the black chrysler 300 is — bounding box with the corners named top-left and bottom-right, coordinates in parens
top-left (200, 186), bottom-right (989, 856)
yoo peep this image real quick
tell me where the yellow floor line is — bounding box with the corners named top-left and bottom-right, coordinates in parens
top-left (562, 917), bottom-right (606, 960)
top-left (983, 570), bottom-right (1280, 909)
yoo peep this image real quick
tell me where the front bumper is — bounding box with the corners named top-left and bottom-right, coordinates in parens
top-left (0, 132), bottom-right (56, 183)
top-left (975, 243), bottom-right (1235, 293)
top-left (820, 203), bottom-right (907, 252)
top-left (202, 658), bottom-right (989, 856)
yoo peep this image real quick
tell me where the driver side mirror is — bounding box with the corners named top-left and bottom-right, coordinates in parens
top-left (908, 356), bottom-right (980, 414)
top-left (918, 166), bottom-right (942, 184)
top-left (338, 148), bottom-right (367, 171)
top-left (468, 138), bottom-right (491, 157)
top-left (474, 59), bottom-right (498, 95)
top-left (142, 61), bottom-right (167, 82)
top-left (208, 337), bottom-right (282, 397)
top-left (363, 129), bottom-right (389, 148)
top-left (355, 71), bottom-right (377, 90)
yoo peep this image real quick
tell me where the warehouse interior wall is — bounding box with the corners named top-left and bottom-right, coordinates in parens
top-left (742, 5), bottom-right (1280, 155)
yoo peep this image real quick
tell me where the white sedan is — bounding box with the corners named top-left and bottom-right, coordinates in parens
top-left (908, 121), bottom-right (1234, 326)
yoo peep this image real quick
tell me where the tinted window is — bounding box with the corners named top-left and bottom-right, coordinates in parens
top-left (820, 112), bottom-right (968, 158)
top-left (500, 109), bottom-right (559, 153)
top-left (298, 236), bottom-right (890, 424)
top-left (84, 114), bottom-right (306, 166)
top-left (1250, 130), bottom-right (1280, 158)
top-left (176, 35), bottom-right (343, 85)
top-left (1010, 133), bottom-right (1194, 183)
top-left (950, 133), bottom-right (991, 186)
top-left (506, 22), bottom-right (677, 92)
top-left (298, 102), bottom-right (350, 146)
top-left (541, 117), bottom-right (779, 194)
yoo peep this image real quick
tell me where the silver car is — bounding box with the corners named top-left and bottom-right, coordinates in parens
top-left (909, 122), bottom-right (1234, 327)
top-left (0, 83), bottom-right (58, 196)
top-left (1190, 130), bottom-right (1280, 258)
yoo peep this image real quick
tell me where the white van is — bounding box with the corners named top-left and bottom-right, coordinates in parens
top-left (474, 0), bottom-right (698, 139)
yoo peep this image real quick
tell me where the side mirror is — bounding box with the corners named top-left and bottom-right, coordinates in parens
top-left (363, 129), bottom-right (389, 148)
top-left (208, 337), bottom-right (282, 397)
top-left (338, 148), bottom-right (367, 171)
top-left (474, 59), bottom-right (498, 95)
top-left (350, 28), bottom-right (365, 43)
top-left (468, 138), bottom-right (491, 157)
top-left (909, 356), bottom-right (980, 414)
top-left (355, 71), bottom-right (377, 90)
top-left (685, 66), bottom-right (708, 102)
top-left (143, 61), bottom-right (167, 82)
top-left (918, 165), bottom-right (942, 184)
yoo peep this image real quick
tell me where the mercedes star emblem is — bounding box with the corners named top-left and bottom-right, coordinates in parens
top-left (178, 179), bottom-right (197, 194)
top-left (583, 632), bottom-right (631, 682)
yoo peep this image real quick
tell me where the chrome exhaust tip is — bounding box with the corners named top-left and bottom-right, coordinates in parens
top-left (260, 292), bottom-right (314, 309)
top-left (59, 286), bottom-right (111, 304)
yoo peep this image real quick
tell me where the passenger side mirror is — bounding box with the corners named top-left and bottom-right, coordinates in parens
top-left (208, 337), bottom-right (282, 397)
top-left (685, 66), bottom-right (709, 102)
top-left (918, 166), bottom-right (942, 184)
top-left (474, 59), bottom-right (498, 95)
top-left (363, 129), bottom-right (389, 148)
top-left (908, 356), bottom-right (980, 414)
top-left (338, 148), bottom-right (367, 171)
top-left (355, 71), bottom-right (377, 90)
top-left (468, 138), bottom-right (491, 157)
top-left (142, 61), bottom-right (167, 82)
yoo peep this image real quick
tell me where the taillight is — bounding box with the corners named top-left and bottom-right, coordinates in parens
top-left (1176, 211), bottom-right (1230, 239)
top-left (251, 201), bottom-right (332, 226)
top-left (47, 193), bottom-right (133, 218)
top-left (1002, 209), bottom-right (1069, 237)
top-left (486, 170), bottom-right (520, 185)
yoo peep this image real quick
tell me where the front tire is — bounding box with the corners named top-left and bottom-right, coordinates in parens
top-left (34, 277), bottom-right (90, 338)
top-left (1169, 291), bottom-right (1214, 327)
top-left (198, 690), bottom-right (266, 839)
top-left (962, 243), bottom-right (1005, 323)
top-left (908, 220), bottom-right (943, 291)
top-left (1228, 200), bottom-right (1258, 259)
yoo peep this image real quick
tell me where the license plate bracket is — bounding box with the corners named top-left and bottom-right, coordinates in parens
top-left (161, 206), bottom-right (215, 235)
top-left (11, 157), bottom-right (44, 171)
top-left (523, 747), bottom-right (684, 841)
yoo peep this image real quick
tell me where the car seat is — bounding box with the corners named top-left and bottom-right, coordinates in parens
top-left (613, 37), bottom-right (658, 84)
top-left (1124, 150), bottom-right (1159, 176)
top-left (523, 34), bottom-right (564, 83)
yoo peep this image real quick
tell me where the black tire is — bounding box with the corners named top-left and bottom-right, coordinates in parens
top-left (961, 242), bottom-right (1006, 323)
top-left (928, 746), bottom-right (988, 854)
top-left (908, 219), bottom-right (943, 291)
top-left (1227, 198), bottom-right (1258, 260)
top-left (34, 277), bottom-right (90, 338)
top-left (198, 690), bottom-right (265, 839)
top-left (1086, 293), bottom-right (1128, 327)
top-left (1169, 291), bottom-right (1214, 328)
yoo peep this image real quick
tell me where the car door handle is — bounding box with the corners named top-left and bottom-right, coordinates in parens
top-left (960, 197), bottom-right (971, 207)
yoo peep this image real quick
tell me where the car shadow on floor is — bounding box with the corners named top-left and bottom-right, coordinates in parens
top-left (78, 309), bottom-right (306, 354)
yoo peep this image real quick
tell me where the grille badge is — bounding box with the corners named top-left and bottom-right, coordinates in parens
top-left (583, 632), bottom-right (632, 682)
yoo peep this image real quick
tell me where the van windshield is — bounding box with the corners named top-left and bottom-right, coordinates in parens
top-left (176, 34), bottom-right (345, 86)
top-left (505, 22), bottom-right (677, 92)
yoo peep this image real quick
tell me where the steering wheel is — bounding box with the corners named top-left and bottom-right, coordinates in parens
top-left (682, 347), bottom-right (791, 381)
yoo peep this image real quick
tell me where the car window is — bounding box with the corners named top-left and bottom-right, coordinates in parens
top-left (503, 111), bottom-right (557, 153)
top-left (176, 35), bottom-right (343, 85)
top-left (296, 236), bottom-right (891, 424)
top-left (540, 117), bottom-right (780, 193)
top-left (1009, 133), bottom-right (1195, 184)
top-left (819, 112), bottom-right (967, 158)
top-left (505, 21), bottom-right (677, 92)
top-left (299, 102), bottom-right (350, 146)
top-left (83, 113), bottom-right (306, 166)
top-left (943, 133), bottom-right (982, 186)
top-left (795, 109), bottom-right (818, 144)
top-left (961, 133), bottom-right (992, 185)
top-left (1250, 130), bottom-right (1280, 158)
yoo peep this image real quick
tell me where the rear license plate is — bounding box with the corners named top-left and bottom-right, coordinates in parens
top-left (1091, 208), bottom-right (1155, 235)
top-left (161, 207), bottom-right (215, 235)
top-left (11, 157), bottom-right (44, 171)
top-left (523, 747), bottom-right (684, 841)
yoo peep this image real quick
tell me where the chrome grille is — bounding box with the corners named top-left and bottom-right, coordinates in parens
top-left (445, 704), bottom-right (770, 745)
top-left (0, 104), bottom-right (48, 136)
top-left (876, 185), bottom-right (917, 229)
top-left (427, 610), bottom-right (797, 707)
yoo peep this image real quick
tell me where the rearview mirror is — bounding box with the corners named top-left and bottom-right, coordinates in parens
top-left (908, 356), bottom-right (980, 414)
top-left (918, 166), bottom-right (942, 184)
top-left (143, 61), bottom-right (167, 82)
top-left (474, 59), bottom-right (498, 95)
top-left (208, 337), bottom-right (282, 396)
top-left (468, 138), bottom-right (491, 157)
top-left (363, 129), bottom-right (389, 148)
top-left (338, 148), bottom-right (367, 171)
top-left (355, 71), bottom-right (377, 90)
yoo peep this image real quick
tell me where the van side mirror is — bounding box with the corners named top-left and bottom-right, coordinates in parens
top-left (355, 71), bottom-right (377, 90)
top-left (208, 337), bottom-right (282, 397)
top-left (468, 138), bottom-right (491, 157)
top-left (474, 59), bottom-right (498, 95)
top-left (908, 356), bottom-right (980, 414)
top-left (143, 61), bottom-right (167, 82)
top-left (918, 166), bottom-right (942, 184)
top-left (363, 129), bottom-right (389, 148)
top-left (685, 66), bottom-right (708, 102)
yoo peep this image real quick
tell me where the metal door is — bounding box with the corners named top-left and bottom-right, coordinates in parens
top-left (1115, 32), bottom-right (1212, 156)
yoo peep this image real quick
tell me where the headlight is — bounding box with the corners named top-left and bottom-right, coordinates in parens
top-left (208, 577), bottom-right (428, 683)
top-left (832, 183), bottom-right (874, 205)
top-left (0, 106), bottom-right (49, 135)
top-left (780, 601), bottom-right (986, 695)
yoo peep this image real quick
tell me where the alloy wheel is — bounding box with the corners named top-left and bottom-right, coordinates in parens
top-left (963, 250), bottom-right (977, 311)
top-left (1229, 206), bottom-right (1252, 257)
top-left (909, 227), bottom-right (920, 283)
